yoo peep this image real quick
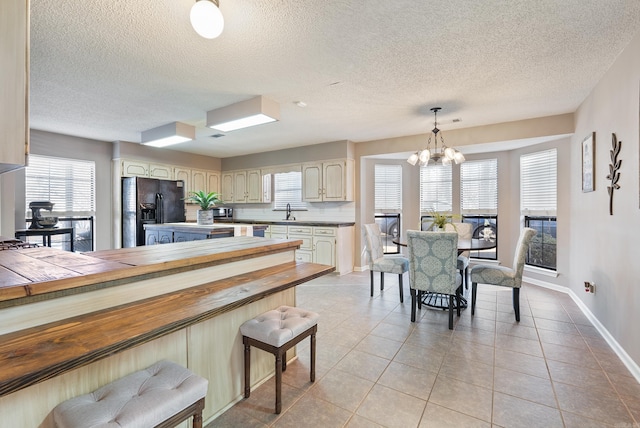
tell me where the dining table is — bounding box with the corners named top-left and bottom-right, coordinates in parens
top-left (392, 234), bottom-right (497, 310)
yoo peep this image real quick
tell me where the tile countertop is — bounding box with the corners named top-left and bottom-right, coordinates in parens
top-left (233, 220), bottom-right (355, 227)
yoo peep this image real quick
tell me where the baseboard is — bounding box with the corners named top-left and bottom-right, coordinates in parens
top-left (523, 275), bottom-right (640, 383)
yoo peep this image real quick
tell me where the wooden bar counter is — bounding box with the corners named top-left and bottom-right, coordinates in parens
top-left (0, 237), bottom-right (333, 427)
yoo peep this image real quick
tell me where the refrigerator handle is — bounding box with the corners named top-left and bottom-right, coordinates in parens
top-left (156, 193), bottom-right (164, 223)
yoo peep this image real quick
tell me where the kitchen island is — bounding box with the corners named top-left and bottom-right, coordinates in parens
top-left (0, 237), bottom-right (333, 427)
top-left (144, 222), bottom-right (268, 244)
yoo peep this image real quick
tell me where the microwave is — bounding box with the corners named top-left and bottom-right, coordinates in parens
top-left (212, 207), bottom-right (233, 220)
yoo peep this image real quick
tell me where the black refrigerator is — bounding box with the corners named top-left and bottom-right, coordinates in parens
top-left (122, 177), bottom-right (186, 247)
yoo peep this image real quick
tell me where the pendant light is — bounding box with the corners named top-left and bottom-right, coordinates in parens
top-left (190, 0), bottom-right (224, 39)
top-left (407, 107), bottom-right (465, 166)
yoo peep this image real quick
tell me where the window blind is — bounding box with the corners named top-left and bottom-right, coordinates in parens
top-left (374, 164), bottom-right (402, 210)
top-left (461, 158), bottom-right (498, 215)
top-left (273, 171), bottom-right (307, 210)
top-left (420, 164), bottom-right (452, 213)
top-left (520, 149), bottom-right (557, 216)
top-left (25, 155), bottom-right (96, 217)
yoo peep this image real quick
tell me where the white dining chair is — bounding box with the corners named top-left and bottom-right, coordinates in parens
top-left (445, 222), bottom-right (473, 289)
top-left (470, 227), bottom-right (537, 321)
top-left (363, 223), bottom-right (409, 302)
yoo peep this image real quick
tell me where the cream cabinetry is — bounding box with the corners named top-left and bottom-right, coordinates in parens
top-left (302, 159), bottom-right (354, 202)
top-left (0, 0), bottom-right (29, 174)
top-left (121, 160), bottom-right (173, 179)
top-left (221, 169), bottom-right (268, 203)
top-left (174, 167), bottom-right (191, 191)
top-left (207, 171), bottom-right (220, 195)
top-left (267, 224), bottom-right (353, 274)
top-left (191, 169), bottom-right (207, 192)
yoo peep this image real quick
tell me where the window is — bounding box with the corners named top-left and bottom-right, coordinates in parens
top-left (460, 158), bottom-right (498, 260)
top-left (273, 171), bottom-right (307, 210)
top-left (520, 149), bottom-right (557, 270)
top-left (419, 164), bottom-right (452, 213)
top-left (374, 164), bottom-right (402, 210)
top-left (25, 155), bottom-right (96, 251)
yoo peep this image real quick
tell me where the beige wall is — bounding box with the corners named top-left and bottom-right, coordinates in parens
top-left (571, 28), bottom-right (640, 365)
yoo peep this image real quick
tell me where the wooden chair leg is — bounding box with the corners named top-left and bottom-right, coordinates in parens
top-left (243, 340), bottom-right (251, 398)
top-left (471, 282), bottom-right (477, 316)
top-left (513, 288), bottom-right (520, 322)
top-left (310, 332), bottom-right (316, 382)
top-left (398, 273), bottom-right (404, 303)
top-left (380, 272), bottom-right (384, 291)
top-left (410, 288), bottom-right (417, 322)
top-left (370, 270), bottom-right (374, 296)
top-left (275, 351), bottom-right (283, 414)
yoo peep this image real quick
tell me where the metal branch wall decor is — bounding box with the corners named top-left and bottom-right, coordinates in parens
top-left (606, 133), bottom-right (622, 215)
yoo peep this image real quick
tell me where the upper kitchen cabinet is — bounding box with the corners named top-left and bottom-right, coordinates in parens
top-left (221, 169), bottom-right (268, 203)
top-left (0, 0), bottom-right (29, 174)
top-left (122, 160), bottom-right (173, 179)
top-left (191, 169), bottom-right (206, 192)
top-left (302, 159), bottom-right (354, 202)
top-left (207, 171), bottom-right (220, 195)
top-left (174, 167), bottom-right (220, 199)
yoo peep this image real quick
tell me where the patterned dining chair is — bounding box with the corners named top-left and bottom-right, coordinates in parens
top-left (406, 230), bottom-right (462, 329)
top-left (363, 223), bottom-right (409, 302)
top-left (445, 222), bottom-right (473, 289)
top-left (470, 227), bottom-right (537, 322)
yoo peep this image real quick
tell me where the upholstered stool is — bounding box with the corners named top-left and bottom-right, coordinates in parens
top-left (240, 305), bottom-right (319, 414)
top-left (52, 360), bottom-right (208, 428)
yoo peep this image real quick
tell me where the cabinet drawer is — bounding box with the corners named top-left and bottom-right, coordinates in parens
top-left (288, 235), bottom-right (312, 250)
top-left (270, 225), bottom-right (288, 234)
top-left (270, 233), bottom-right (288, 239)
top-left (288, 225), bottom-right (312, 235)
top-left (313, 227), bottom-right (336, 236)
top-left (294, 250), bottom-right (313, 263)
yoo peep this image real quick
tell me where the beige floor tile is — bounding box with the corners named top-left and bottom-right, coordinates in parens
top-left (308, 368), bottom-right (373, 412)
top-left (428, 375), bottom-right (493, 422)
top-left (534, 317), bottom-right (579, 334)
top-left (334, 349), bottom-right (390, 382)
top-left (370, 320), bottom-right (414, 342)
top-left (439, 354), bottom-right (494, 389)
top-left (272, 394), bottom-right (352, 428)
top-left (561, 411), bottom-right (616, 428)
top-left (492, 392), bottom-right (563, 428)
top-left (608, 371), bottom-right (640, 399)
top-left (541, 341), bottom-right (598, 367)
top-left (493, 366), bottom-right (556, 407)
top-left (393, 342), bottom-right (445, 372)
top-left (546, 359), bottom-right (615, 393)
top-left (554, 382), bottom-right (634, 425)
top-left (205, 405), bottom-right (268, 428)
top-left (495, 311), bottom-right (535, 327)
top-left (354, 334), bottom-right (403, 360)
top-left (495, 320), bottom-right (539, 341)
top-left (530, 307), bottom-right (573, 323)
top-left (450, 338), bottom-right (495, 366)
top-left (377, 361), bottom-right (437, 400)
top-left (356, 384), bottom-right (426, 428)
top-left (419, 402), bottom-right (491, 428)
top-left (494, 348), bottom-right (549, 379)
top-left (495, 333), bottom-right (544, 357)
top-left (345, 414), bottom-right (384, 427)
top-left (235, 378), bottom-right (305, 425)
top-left (536, 329), bottom-right (588, 350)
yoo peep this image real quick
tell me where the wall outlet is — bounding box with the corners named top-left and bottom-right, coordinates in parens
top-left (584, 281), bottom-right (596, 293)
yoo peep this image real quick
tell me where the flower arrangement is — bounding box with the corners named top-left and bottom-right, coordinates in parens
top-left (425, 210), bottom-right (460, 231)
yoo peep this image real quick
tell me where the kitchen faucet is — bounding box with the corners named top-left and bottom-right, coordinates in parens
top-left (285, 203), bottom-right (295, 220)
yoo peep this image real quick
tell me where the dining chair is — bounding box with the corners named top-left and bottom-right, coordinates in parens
top-left (470, 227), bottom-right (537, 322)
top-left (406, 230), bottom-right (462, 329)
top-left (363, 223), bottom-right (409, 302)
top-left (445, 222), bottom-right (473, 289)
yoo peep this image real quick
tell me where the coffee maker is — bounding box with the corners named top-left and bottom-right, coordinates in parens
top-left (29, 201), bottom-right (58, 229)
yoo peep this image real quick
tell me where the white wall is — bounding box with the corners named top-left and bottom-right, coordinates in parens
top-left (571, 29), bottom-right (640, 365)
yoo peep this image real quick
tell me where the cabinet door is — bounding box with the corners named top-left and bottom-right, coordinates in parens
top-left (262, 173), bottom-right (272, 203)
top-left (174, 168), bottom-right (191, 195)
top-left (149, 163), bottom-right (173, 180)
top-left (323, 160), bottom-right (346, 201)
top-left (192, 170), bottom-right (207, 193)
top-left (221, 173), bottom-right (234, 204)
top-left (122, 160), bottom-right (149, 177)
top-left (234, 171), bottom-right (247, 203)
top-left (207, 171), bottom-right (220, 195)
top-left (246, 169), bottom-right (263, 203)
top-left (158, 230), bottom-right (173, 244)
top-left (313, 236), bottom-right (336, 267)
top-left (302, 163), bottom-right (323, 201)
top-left (0, 0), bottom-right (29, 173)
top-left (145, 230), bottom-right (158, 245)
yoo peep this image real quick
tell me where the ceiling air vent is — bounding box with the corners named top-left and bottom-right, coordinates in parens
top-left (210, 133), bottom-right (225, 138)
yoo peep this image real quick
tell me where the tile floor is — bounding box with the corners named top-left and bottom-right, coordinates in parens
top-left (207, 271), bottom-right (640, 428)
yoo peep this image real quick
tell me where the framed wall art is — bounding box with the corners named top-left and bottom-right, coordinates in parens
top-left (582, 132), bottom-right (595, 192)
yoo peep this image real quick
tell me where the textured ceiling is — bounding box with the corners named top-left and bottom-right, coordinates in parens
top-left (29, 0), bottom-right (640, 158)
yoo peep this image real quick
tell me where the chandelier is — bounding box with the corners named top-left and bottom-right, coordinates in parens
top-left (407, 107), bottom-right (465, 166)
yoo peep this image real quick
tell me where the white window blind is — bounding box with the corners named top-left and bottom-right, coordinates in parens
top-left (420, 164), bottom-right (452, 213)
top-left (461, 158), bottom-right (498, 215)
top-left (25, 155), bottom-right (96, 217)
top-left (520, 149), bottom-right (557, 216)
top-left (374, 164), bottom-right (402, 210)
top-left (273, 171), bottom-right (307, 210)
